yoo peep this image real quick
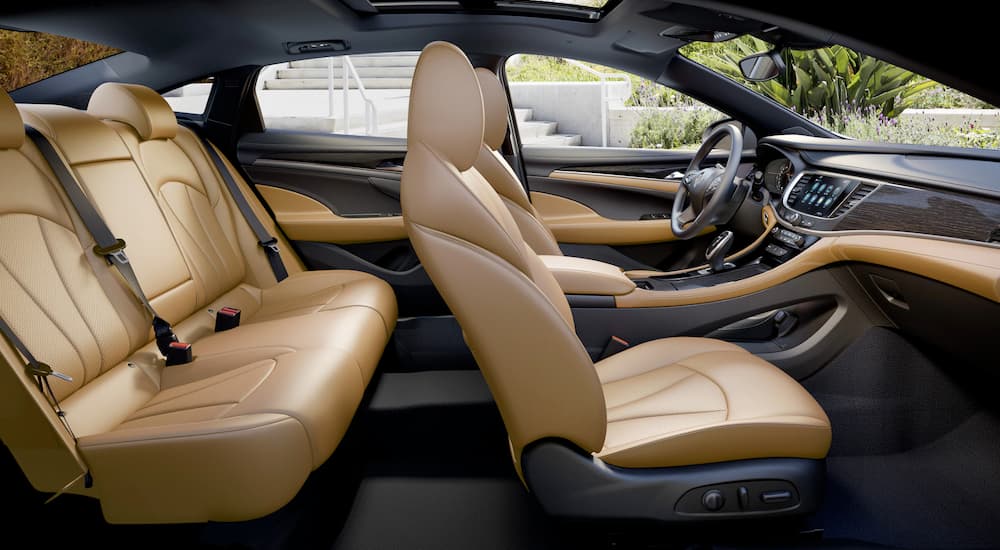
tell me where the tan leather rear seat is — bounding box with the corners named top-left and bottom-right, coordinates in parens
top-left (1, 87), bottom-right (397, 523)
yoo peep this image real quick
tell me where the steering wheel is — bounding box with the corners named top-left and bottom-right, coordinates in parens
top-left (671, 124), bottom-right (744, 239)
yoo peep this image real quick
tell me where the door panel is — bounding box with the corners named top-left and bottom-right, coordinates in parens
top-left (529, 192), bottom-right (713, 245)
top-left (521, 145), bottom-right (755, 271)
top-left (257, 185), bottom-right (406, 244)
top-left (237, 130), bottom-right (448, 315)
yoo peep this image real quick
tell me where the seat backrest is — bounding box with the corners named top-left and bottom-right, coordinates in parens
top-left (402, 42), bottom-right (606, 464)
top-left (0, 90), bottom-right (152, 491)
top-left (88, 83), bottom-right (304, 296)
top-left (20, 104), bottom-right (203, 325)
top-left (472, 68), bottom-right (562, 256)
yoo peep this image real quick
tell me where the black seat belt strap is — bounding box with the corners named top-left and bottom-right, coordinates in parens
top-left (197, 135), bottom-right (288, 282)
top-left (26, 126), bottom-right (183, 361)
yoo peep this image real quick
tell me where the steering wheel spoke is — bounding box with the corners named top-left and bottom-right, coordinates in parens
top-left (676, 205), bottom-right (696, 225)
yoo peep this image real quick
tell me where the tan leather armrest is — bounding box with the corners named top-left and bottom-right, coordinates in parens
top-left (540, 255), bottom-right (636, 296)
top-left (258, 185), bottom-right (406, 244)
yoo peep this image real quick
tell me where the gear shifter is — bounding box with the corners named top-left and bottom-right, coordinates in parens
top-left (705, 230), bottom-right (735, 273)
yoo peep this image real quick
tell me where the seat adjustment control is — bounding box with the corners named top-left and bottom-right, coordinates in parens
top-left (676, 480), bottom-right (800, 516)
top-left (760, 490), bottom-right (793, 504)
top-left (702, 489), bottom-right (725, 511)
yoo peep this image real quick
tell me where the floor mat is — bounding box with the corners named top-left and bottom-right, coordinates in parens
top-left (804, 328), bottom-right (1000, 548)
top-left (820, 412), bottom-right (1000, 549)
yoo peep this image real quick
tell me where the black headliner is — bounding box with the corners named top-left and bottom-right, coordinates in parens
top-left (2, 0), bottom-right (995, 108)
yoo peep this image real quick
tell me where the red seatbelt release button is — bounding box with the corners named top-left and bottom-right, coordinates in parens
top-left (166, 341), bottom-right (193, 366)
top-left (215, 306), bottom-right (242, 332)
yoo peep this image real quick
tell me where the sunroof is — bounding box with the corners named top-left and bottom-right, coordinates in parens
top-left (363, 0), bottom-right (617, 20)
top-left (535, 0), bottom-right (608, 7)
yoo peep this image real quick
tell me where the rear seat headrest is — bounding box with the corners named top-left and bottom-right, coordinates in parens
top-left (0, 89), bottom-right (24, 149)
top-left (87, 82), bottom-right (177, 140)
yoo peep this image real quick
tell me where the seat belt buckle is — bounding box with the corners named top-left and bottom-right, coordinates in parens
top-left (260, 238), bottom-right (280, 255)
top-left (93, 238), bottom-right (129, 265)
top-left (214, 307), bottom-right (242, 332)
top-left (599, 336), bottom-right (630, 360)
top-left (165, 342), bottom-right (193, 366)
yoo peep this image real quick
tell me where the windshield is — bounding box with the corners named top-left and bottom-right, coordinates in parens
top-left (681, 37), bottom-right (999, 150)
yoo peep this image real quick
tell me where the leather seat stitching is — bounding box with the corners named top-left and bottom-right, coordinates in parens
top-left (605, 371), bottom-right (697, 409)
top-left (131, 361), bottom-right (276, 420)
top-left (83, 415), bottom-right (297, 447)
top-left (674, 358), bottom-right (731, 421)
top-left (410, 221), bottom-right (577, 331)
top-left (0, 235), bottom-right (89, 377)
top-left (418, 142), bottom-right (530, 268)
top-left (38, 217), bottom-right (107, 371)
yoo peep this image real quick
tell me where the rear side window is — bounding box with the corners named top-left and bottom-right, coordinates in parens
top-left (255, 52), bottom-right (417, 137)
top-left (0, 29), bottom-right (120, 92)
top-left (162, 78), bottom-right (215, 116)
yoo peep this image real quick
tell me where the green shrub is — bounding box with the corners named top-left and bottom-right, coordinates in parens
top-left (683, 37), bottom-right (936, 124)
top-left (909, 86), bottom-right (996, 109)
top-left (819, 106), bottom-right (1000, 149)
top-left (629, 108), bottom-right (725, 149)
top-left (506, 55), bottom-right (600, 83)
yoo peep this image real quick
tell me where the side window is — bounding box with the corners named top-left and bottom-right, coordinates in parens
top-left (255, 52), bottom-right (417, 137)
top-left (162, 77), bottom-right (215, 116)
top-left (504, 55), bottom-right (727, 149)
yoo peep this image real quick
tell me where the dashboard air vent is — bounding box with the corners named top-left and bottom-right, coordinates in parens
top-left (833, 183), bottom-right (878, 217)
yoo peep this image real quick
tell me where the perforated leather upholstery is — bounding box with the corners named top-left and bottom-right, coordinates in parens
top-left (402, 41), bottom-right (830, 474)
top-left (0, 86), bottom-right (397, 523)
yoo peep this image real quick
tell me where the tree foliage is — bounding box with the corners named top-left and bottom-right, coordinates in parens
top-left (0, 30), bottom-right (120, 91)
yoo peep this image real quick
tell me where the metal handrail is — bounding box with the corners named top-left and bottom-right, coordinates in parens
top-left (562, 58), bottom-right (631, 147)
top-left (327, 56), bottom-right (379, 135)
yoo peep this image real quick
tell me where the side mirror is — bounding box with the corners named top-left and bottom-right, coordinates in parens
top-left (738, 50), bottom-right (785, 82)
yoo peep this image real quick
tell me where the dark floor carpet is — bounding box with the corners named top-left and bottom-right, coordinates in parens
top-left (5, 328), bottom-right (999, 550)
top-left (803, 328), bottom-right (1000, 549)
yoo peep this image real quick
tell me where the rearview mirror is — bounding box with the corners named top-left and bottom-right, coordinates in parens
top-left (738, 50), bottom-right (785, 82)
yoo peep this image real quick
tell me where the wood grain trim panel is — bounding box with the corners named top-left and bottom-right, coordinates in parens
top-left (615, 234), bottom-right (1000, 308)
top-left (257, 185), bottom-right (406, 244)
top-left (547, 170), bottom-right (681, 195)
top-left (530, 192), bottom-right (712, 245)
top-left (833, 184), bottom-right (1000, 242)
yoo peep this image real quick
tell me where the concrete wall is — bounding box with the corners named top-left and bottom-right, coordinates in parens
top-left (508, 81), bottom-right (629, 146)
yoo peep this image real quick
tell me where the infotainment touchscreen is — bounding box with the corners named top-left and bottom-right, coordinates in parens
top-left (787, 174), bottom-right (856, 217)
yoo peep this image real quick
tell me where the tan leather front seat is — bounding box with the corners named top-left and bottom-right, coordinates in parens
top-left (473, 68), bottom-right (562, 256)
top-left (402, 42), bottom-right (831, 521)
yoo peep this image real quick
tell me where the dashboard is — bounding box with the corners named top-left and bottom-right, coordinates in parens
top-left (748, 135), bottom-right (1000, 257)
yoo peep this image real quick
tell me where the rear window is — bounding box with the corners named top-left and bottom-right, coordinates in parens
top-left (0, 29), bottom-right (120, 92)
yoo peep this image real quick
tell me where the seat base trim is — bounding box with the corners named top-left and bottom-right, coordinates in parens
top-left (522, 440), bottom-right (824, 523)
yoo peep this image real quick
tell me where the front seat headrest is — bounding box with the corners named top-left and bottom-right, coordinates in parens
top-left (474, 68), bottom-right (509, 152)
top-left (0, 89), bottom-right (24, 149)
top-left (407, 41), bottom-right (484, 172)
top-left (88, 82), bottom-right (178, 140)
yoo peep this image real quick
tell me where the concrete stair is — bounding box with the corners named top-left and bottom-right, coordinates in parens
top-left (265, 53), bottom-right (418, 90)
top-left (514, 108), bottom-right (581, 146)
